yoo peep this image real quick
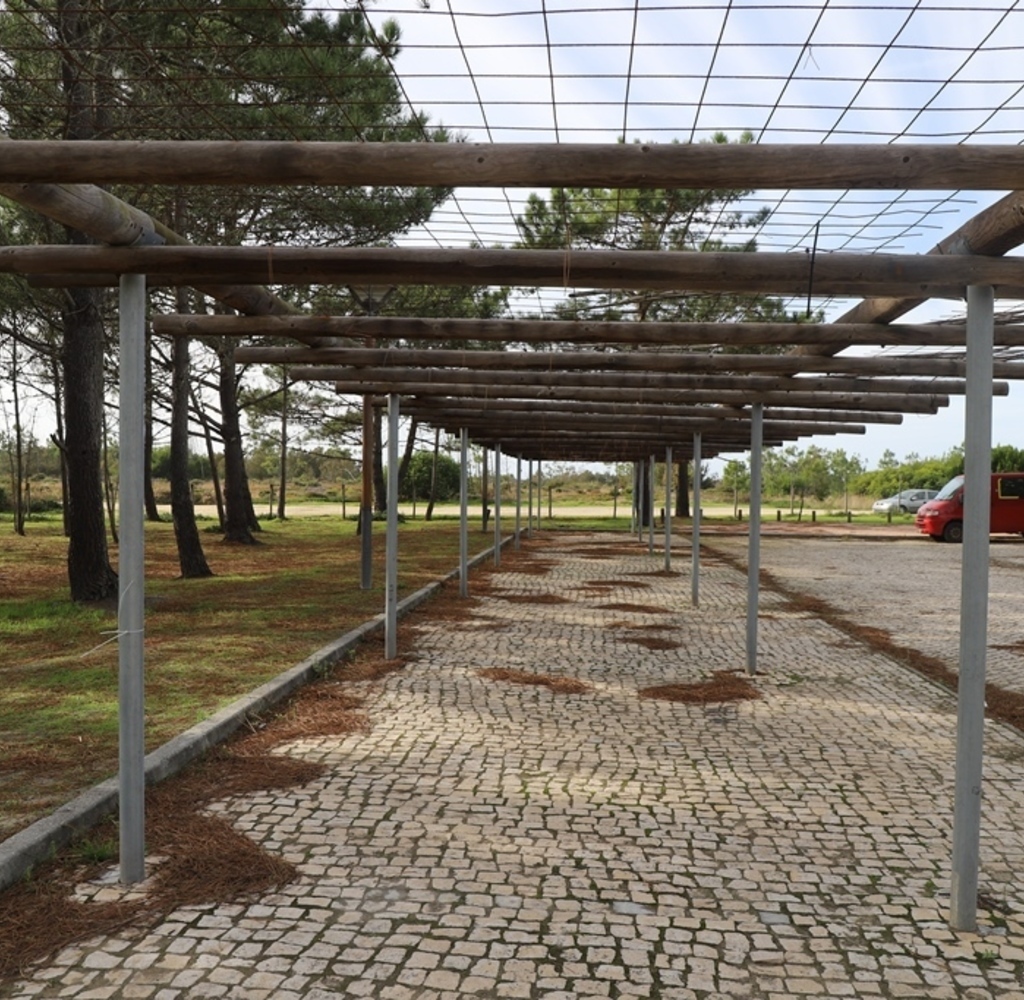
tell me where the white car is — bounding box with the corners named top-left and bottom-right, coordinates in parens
top-left (872, 489), bottom-right (939, 514)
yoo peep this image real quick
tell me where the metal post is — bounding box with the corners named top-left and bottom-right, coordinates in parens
top-left (118, 273), bottom-right (146, 885)
top-left (692, 432), bottom-right (702, 608)
top-left (648, 455), bottom-right (655, 555)
top-left (494, 444), bottom-right (502, 567)
top-left (459, 428), bottom-right (469, 599)
top-left (630, 460), bottom-right (638, 540)
top-left (385, 394), bottom-right (399, 660)
top-left (537, 462), bottom-right (543, 531)
top-left (631, 462), bottom-right (638, 535)
top-left (747, 403), bottom-right (764, 675)
top-left (527, 459), bottom-right (534, 537)
top-left (360, 398), bottom-right (373, 590)
top-left (950, 284), bottom-right (995, 932)
top-left (515, 455), bottom-right (522, 550)
top-left (664, 446), bottom-right (673, 571)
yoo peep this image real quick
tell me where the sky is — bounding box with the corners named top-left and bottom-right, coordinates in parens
top-left (346, 0), bottom-right (1024, 471)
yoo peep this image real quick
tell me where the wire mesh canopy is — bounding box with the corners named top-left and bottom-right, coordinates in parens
top-left (2, 1), bottom-right (1023, 457)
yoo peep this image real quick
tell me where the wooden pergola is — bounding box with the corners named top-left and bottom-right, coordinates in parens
top-left (3, 139), bottom-right (1023, 932)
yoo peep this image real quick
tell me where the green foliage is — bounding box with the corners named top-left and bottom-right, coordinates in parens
top-left (400, 451), bottom-right (461, 502)
top-left (515, 133), bottom-right (789, 329)
top-left (151, 446), bottom-right (211, 481)
top-left (991, 444), bottom-right (1024, 473)
top-left (852, 447), bottom-right (964, 498)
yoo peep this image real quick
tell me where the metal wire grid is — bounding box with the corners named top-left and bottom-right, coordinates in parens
top-left (1, 0), bottom-right (1022, 321)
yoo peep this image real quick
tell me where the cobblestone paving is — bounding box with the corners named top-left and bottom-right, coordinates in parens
top-left (8, 533), bottom-right (1024, 999)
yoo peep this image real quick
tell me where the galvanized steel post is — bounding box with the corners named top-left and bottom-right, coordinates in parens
top-left (664, 446), bottom-right (673, 571)
top-left (459, 427), bottom-right (469, 598)
top-left (648, 455), bottom-right (655, 555)
top-left (515, 455), bottom-right (522, 550)
top-left (950, 284), bottom-right (994, 932)
top-left (494, 444), bottom-right (502, 567)
top-left (118, 273), bottom-right (146, 885)
top-left (746, 403), bottom-right (763, 675)
top-left (385, 394), bottom-right (399, 659)
top-left (692, 432), bottom-right (702, 608)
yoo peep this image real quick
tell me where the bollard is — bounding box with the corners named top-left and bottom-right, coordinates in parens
top-left (776, 509), bottom-right (781, 521)
top-left (847, 511), bottom-right (852, 523)
top-left (812, 510), bottom-right (816, 522)
top-left (738, 509), bottom-right (743, 521)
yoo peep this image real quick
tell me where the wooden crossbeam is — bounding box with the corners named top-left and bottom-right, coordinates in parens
top-left (2, 140), bottom-right (1024, 190)
top-left (389, 396), bottom-right (901, 424)
top-left (5, 246), bottom-right (1024, 298)
top-left (232, 344), bottom-right (1024, 380)
top-left (151, 313), bottom-right (1024, 349)
top-left (334, 381), bottom-right (943, 413)
top-left (293, 364), bottom-right (994, 397)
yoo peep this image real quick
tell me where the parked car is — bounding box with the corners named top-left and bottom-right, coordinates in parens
top-left (916, 473), bottom-right (1024, 542)
top-left (872, 489), bottom-right (939, 514)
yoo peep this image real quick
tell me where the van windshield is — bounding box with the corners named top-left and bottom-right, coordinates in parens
top-left (934, 475), bottom-right (964, 501)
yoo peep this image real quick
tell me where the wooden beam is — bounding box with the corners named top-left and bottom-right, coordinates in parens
top-left (154, 313), bottom-right (1022, 348)
top-left (394, 396), bottom-right (902, 424)
top-left (231, 344), bottom-right (1024, 380)
top-left (3, 141), bottom-right (1024, 190)
top-left (831, 191), bottom-right (1024, 332)
top-left (0, 137), bottom-right (301, 320)
top-left (6, 245), bottom-right (1024, 298)
top-left (398, 402), bottom-right (866, 435)
top-left (294, 364), bottom-right (996, 397)
top-left (333, 381), bottom-right (944, 413)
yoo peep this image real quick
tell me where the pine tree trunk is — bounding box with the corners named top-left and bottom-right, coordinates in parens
top-left (63, 282), bottom-right (118, 601)
top-left (277, 372), bottom-right (288, 520)
top-left (11, 339), bottom-right (26, 536)
top-left (372, 407), bottom-right (386, 513)
top-left (169, 299), bottom-right (212, 577)
top-left (425, 427), bottom-right (440, 521)
top-left (59, 1), bottom-right (117, 600)
top-left (676, 460), bottom-right (690, 518)
top-left (50, 353), bottom-right (70, 537)
top-left (218, 345), bottom-right (259, 544)
top-left (190, 387), bottom-right (224, 528)
top-left (481, 449), bottom-right (490, 531)
top-left (397, 417), bottom-right (418, 498)
top-left (143, 327), bottom-right (161, 521)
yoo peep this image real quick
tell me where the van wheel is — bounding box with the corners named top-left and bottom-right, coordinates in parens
top-left (943, 521), bottom-right (964, 543)
top-left (899, 504), bottom-right (908, 513)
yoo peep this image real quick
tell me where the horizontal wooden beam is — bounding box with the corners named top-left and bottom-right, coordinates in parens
top-left (234, 344), bottom-right (1024, 380)
top-left (295, 364), bottom-right (994, 397)
top-left (336, 381), bottom-right (943, 413)
top-left (398, 410), bottom-right (866, 438)
top-left (6, 246), bottom-right (1024, 298)
top-left (152, 313), bottom-right (1024, 349)
top-left (3, 141), bottom-right (1024, 190)
top-left (393, 396), bottom-right (901, 425)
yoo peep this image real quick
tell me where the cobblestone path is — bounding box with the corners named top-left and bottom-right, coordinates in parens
top-left (9, 532), bottom-right (1024, 999)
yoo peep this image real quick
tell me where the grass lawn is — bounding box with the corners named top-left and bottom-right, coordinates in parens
top-left (0, 513), bottom-right (498, 842)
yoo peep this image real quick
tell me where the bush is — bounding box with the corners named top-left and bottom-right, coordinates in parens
top-left (400, 452), bottom-right (461, 502)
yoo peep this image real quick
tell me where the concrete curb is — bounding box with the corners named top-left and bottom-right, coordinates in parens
top-left (0, 541), bottom-right (507, 892)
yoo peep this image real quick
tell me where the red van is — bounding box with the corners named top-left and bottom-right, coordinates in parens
top-left (915, 473), bottom-right (1024, 542)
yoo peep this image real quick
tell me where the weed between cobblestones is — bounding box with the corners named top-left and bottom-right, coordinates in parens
top-left (638, 670), bottom-right (761, 704)
top-left (476, 667), bottom-right (593, 695)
